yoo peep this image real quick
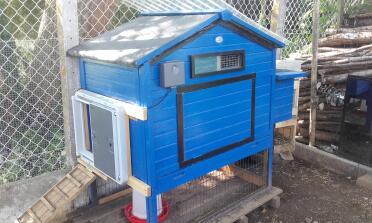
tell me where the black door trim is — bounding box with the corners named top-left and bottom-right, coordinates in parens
top-left (176, 73), bottom-right (256, 168)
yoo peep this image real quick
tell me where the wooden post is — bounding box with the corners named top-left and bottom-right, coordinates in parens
top-left (309, 0), bottom-right (320, 147)
top-left (337, 0), bottom-right (345, 28)
top-left (56, 0), bottom-right (80, 168)
top-left (270, 0), bottom-right (287, 59)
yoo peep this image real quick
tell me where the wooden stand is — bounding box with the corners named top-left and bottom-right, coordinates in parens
top-left (202, 187), bottom-right (282, 223)
top-left (222, 150), bottom-right (268, 187)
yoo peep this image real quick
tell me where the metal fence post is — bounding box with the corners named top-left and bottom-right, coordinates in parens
top-left (309, 0), bottom-right (320, 147)
top-left (56, 0), bottom-right (80, 168)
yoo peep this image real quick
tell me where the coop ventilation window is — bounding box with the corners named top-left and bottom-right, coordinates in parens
top-left (71, 90), bottom-right (132, 185)
top-left (192, 50), bottom-right (245, 77)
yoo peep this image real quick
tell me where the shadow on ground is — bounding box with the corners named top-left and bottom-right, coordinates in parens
top-left (248, 158), bottom-right (372, 223)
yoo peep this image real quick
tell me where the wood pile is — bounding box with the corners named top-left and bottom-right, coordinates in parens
top-left (297, 13), bottom-right (372, 146)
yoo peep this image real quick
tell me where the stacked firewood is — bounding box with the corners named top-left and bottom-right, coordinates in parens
top-left (296, 13), bottom-right (372, 146)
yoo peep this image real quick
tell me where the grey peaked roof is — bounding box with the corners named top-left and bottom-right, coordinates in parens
top-left (68, 14), bottom-right (215, 66)
top-left (67, 11), bottom-right (286, 67)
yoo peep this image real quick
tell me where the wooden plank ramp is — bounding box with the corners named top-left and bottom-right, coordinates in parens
top-left (17, 164), bottom-right (96, 223)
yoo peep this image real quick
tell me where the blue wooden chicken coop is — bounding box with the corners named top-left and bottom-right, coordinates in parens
top-left (68, 10), bottom-right (306, 222)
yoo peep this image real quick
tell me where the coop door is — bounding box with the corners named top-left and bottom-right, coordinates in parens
top-left (72, 90), bottom-right (130, 184)
top-left (177, 74), bottom-right (256, 167)
top-left (89, 105), bottom-right (116, 179)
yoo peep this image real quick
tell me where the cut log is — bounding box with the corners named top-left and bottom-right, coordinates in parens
top-left (318, 110), bottom-right (342, 115)
top-left (298, 101), bottom-right (311, 111)
top-left (298, 120), bottom-right (341, 126)
top-left (299, 127), bottom-right (339, 143)
top-left (302, 56), bottom-right (372, 70)
top-left (349, 12), bottom-right (372, 19)
top-left (316, 56), bottom-right (372, 65)
top-left (318, 47), bottom-right (350, 53)
top-left (345, 13), bottom-right (372, 27)
top-left (317, 67), bottom-right (371, 76)
top-left (302, 60), bottom-right (372, 70)
top-left (298, 122), bottom-right (341, 133)
top-left (299, 88), bottom-right (310, 97)
top-left (324, 69), bottom-right (372, 84)
top-left (300, 79), bottom-right (311, 88)
top-left (325, 26), bottom-right (372, 36)
top-left (312, 44), bottom-right (372, 59)
top-left (298, 96), bottom-right (311, 103)
top-left (319, 32), bottom-right (372, 47)
top-left (318, 102), bottom-right (325, 111)
top-left (298, 111), bottom-right (342, 121)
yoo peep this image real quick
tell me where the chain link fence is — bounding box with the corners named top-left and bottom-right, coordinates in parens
top-left (0, 0), bottom-right (364, 196)
top-left (0, 0), bottom-right (65, 184)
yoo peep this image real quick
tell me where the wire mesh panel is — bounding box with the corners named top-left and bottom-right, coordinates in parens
top-left (162, 151), bottom-right (268, 223)
top-left (122, 0), bottom-right (286, 44)
top-left (227, 0), bottom-right (274, 28)
top-left (77, 0), bottom-right (138, 42)
top-left (0, 0), bottom-right (65, 184)
top-left (296, 0), bottom-right (368, 148)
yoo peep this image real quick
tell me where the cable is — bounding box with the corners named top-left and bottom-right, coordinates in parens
top-left (148, 88), bottom-right (172, 109)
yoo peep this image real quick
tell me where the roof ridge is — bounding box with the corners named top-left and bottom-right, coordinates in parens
top-left (140, 10), bottom-right (224, 16)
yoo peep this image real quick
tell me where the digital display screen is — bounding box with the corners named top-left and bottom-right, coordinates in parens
top-left (192, 51), bottom-right (244, 77)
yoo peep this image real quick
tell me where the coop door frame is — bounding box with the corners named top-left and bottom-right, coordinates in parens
top-left (71, 90), bottom-right (132, 184)
top-left (176, 74), bottom-right (256, 168)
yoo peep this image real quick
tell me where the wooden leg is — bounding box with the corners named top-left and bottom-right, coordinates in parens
top-left (146, 194), bottom-right (158, 223)
top-left (263, 150), bottom-right (268, 185)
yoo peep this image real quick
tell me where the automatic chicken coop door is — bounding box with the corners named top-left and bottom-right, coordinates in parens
top-left (72, 90), bottom-right (134, 185)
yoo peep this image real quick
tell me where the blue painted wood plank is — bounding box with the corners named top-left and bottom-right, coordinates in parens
top-left (154, 135), bottom-right (272, 193)
top-left (183, 101), bottom-right (251, 128)
top-left (153, 102), bottom-right (270, 152)
top-left (83, 61), bottom-right (140, 103)
top-left (129, 120), bottom-right (147, 182)
top-left (154, 112), bottom-right (271, 175)
top-left (274, 79), bottom-right (294, 122)
top-left (153, 102), bottom-right (269, 147)
top-left (276, 71), bottom-right (308, 80)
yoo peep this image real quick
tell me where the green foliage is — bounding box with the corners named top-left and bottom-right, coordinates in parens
top-left (283, 0), bottom-right (340, 58)
top-left (0, 128), bottom-right (65, 184)
top-left (0, 0), bottom-right (66, 184)
top-left (347, 0), bottom-right (372, 14)
top-left (110, 4), bottom-right (139, 29)
top-left (319, 0), bottom-right (338, 32)
top-left (0, 0), bottom-right (45, 40)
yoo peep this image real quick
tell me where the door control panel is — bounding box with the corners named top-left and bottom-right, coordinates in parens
top-left (160, 61), bottom-right (185, 88)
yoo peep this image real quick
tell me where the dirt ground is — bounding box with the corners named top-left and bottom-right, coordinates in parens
top-left (248, 158), bottom-right (372, 223)
top-left (68, 158), bottom-right (372, 223)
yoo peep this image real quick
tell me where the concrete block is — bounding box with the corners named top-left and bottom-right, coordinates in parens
top-left (0, 170), bottom-right (68, 222)
top-left (269, 196), bottom-right (280, 209)
top-left (357, 174), bottom-right (372, 190)
top-left (238, 215), bottom-right (249, 223)
top-left (294, 142), bottom-right (372, 178)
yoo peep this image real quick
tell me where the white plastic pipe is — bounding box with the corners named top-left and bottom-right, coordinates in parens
top-left (132, 190), bottom-right (163, 219)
